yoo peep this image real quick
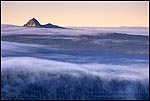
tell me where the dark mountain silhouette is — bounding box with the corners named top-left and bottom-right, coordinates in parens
top-left (24, 18), bottom-right (41, 27)
top-left (41, 23), bottom-right (65, 28)
top-left (24, 18), bottom-right (65, 29)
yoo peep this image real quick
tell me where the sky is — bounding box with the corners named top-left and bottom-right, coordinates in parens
top-left (1, 1), bottom-right (149, 27)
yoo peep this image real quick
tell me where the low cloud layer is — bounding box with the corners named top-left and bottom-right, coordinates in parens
top-left (1, 56), bottom-right (149, 81)
top-left (1, 41), bottom-right (149, 81)
top-left (1, 33), bottom-right (149, 100)
top-left (1, 56), bottom-right (149, 100)
top-left (1, 24), bottom-right (149, 36)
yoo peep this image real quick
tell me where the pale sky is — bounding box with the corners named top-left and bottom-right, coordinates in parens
top-left (1, 1), bottom-right (149, 27)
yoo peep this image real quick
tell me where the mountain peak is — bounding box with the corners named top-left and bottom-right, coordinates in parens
top-left (31, 18), bottom-right (36, 20)
top-left (31, 18), bottom-right (38, 22)
top-left (24, 18), bottom-right (41, 27)
top-left (23, 18), bottom-right (65, 29)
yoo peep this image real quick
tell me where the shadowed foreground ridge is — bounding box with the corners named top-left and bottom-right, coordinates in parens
top-left (1, 69), bottom-right (149, 100)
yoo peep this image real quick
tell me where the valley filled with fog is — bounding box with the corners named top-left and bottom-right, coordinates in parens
top-left (1, 25), bottom-right (149, 100)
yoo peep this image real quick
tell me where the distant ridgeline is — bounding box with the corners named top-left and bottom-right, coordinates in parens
top-left (23, 18), bottom-right (65, 29)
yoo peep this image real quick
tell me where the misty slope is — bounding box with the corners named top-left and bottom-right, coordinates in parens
top-left (1, 42), bottom-right (149, 100)
top-left (1, 25), bottom-right (149, 100)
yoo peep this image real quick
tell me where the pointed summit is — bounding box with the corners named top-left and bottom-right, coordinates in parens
top-left (24, 18), bottom-right (41, 27)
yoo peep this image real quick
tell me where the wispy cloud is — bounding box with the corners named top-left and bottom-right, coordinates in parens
top-left (1, 24), bottom-right (149, 36)
top-left (1, 56), bottom-right (149, 81)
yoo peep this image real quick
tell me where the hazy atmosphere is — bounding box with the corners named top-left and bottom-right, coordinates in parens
top-left (1, 1), bottom-right (149, 27)
top-left (1, 1), bottom-right (149, 100)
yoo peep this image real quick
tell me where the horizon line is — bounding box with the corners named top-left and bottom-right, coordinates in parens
top-left (1, 23), bottom-right (149, 28)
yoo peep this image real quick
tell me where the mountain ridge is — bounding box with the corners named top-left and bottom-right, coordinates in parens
top-left (23, 18), bottom-right (65, 29)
